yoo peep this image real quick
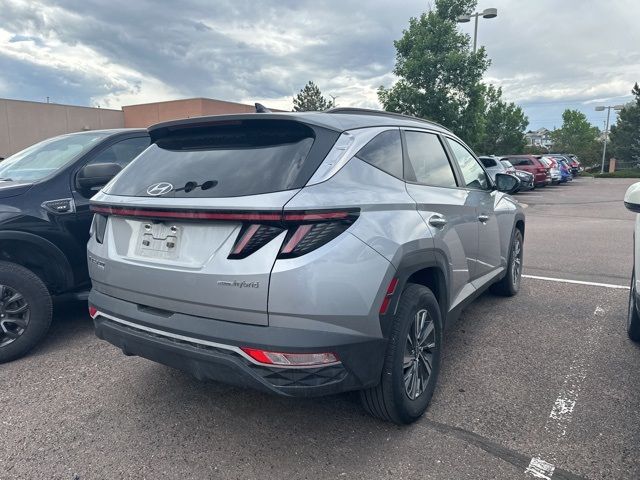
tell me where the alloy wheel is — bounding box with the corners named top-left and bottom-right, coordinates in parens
top-left (403, 309), bottom-right (436, 400)
top-left (512, 237), bottom-right (522, 288)
top-left (0, 285), bottom-right (30, 348)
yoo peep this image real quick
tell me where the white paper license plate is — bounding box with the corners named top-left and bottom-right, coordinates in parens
top-left (135, 222), bottom-right (181, 260)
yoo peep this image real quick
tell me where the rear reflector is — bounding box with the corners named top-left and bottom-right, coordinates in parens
top-left (88, 306), bottom-right (98, 318)
top-left (379, 277), bottom-right (399, 315)
top-left (241, 347), bottom-right (339, 366)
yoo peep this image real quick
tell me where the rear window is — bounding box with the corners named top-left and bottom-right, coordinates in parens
top-left (105, 120), bottom-right (337, 198)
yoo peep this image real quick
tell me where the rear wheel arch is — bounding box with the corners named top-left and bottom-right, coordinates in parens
top-left (0, 232), bottom-right (74, 294)
top-left (386, 250), bottom-right (450, 331)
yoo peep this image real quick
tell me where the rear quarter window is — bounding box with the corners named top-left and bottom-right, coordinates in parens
top-left (355, 129), bottom-right (403, 178)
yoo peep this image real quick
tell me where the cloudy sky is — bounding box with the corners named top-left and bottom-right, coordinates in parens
top-left (0, 0), bottom-right (638, 130)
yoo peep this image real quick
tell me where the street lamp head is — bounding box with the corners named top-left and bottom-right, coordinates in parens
top-left (595, 106), bottom-right (605, 112)
top-left (482, 8), bottom-right (498, 19)
top-left (457, 14), bottom-right (471, 23)
top-left (614, 105), bottom-right (625, 111)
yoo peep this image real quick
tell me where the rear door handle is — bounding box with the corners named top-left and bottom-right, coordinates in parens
top-left (428, 215), bottom-right (447, 228)
top-left (478, 214), bottom-right (489, 223)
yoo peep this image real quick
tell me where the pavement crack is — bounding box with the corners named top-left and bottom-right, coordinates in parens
top-left (419, 418), bottom-right (587, 480)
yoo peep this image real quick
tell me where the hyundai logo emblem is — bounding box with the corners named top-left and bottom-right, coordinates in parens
top-left (146, 182), bottom-right (174, 196)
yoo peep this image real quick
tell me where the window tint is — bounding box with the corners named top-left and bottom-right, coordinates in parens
top-left (446, 138), bottom-right (489, 190)
top-left (404, 131), bottom-right (457, 188)
top-left (356, 130), bottom-right (403, 178)
top-left (480, 157), bottom-right (497, 168)
top-left (105, 120), bottom-right (325, 198)
top-left (87, 137), bottom-right (150, 168)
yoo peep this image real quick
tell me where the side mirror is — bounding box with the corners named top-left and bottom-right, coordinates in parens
top-left (76, 163), bottom-right (122, 191)
top-left (494, 173), bottom-right (520, 194)
top-left (624, 182), bottom-right (640, 212)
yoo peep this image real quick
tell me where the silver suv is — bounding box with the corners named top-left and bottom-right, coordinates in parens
top-left (87, 108), bottom-right (525, 424)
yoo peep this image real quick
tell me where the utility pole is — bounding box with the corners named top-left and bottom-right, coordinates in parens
top-left (595, 105), bottom-right (624, 173)
top-left (329, 95), bottom-right (339, 108)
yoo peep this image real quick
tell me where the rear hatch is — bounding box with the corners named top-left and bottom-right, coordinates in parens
top-left (91, 118), bottom-right (340, 326)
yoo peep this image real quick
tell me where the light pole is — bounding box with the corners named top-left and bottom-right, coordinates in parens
top-left (595, 104), bottom-right (624, 173)
top-left (457, 8), bottom-right (498, 53)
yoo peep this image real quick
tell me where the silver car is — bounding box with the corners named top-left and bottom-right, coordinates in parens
top-left (625, 183), bottom-right (640, 341)
top-left (87, 108), bottom-right (525, 424)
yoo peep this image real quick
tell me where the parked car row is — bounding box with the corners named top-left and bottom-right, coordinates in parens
top-left (481, 153), bottom-right (583, 192)
top-left (0, 109), bottom-right (526, 425)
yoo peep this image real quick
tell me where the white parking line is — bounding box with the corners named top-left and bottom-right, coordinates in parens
top-left (524, 303), bottom-right (606, 478)
top-left (525, 458), bottom-right (555, 479)
top-left (522, 274), bottom-right (629, 290)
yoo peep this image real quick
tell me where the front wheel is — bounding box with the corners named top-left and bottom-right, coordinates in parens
top-left (360, 284), bottom-right (443, 424)
top-left (0, 262), bottom-right (53, 363)
top-left (627, 270), bottom-right (640, 342)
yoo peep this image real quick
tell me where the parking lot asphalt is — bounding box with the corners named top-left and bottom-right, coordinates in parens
top-left (1, 177), bottom-right (639, 480)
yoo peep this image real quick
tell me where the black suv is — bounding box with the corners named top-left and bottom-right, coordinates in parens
top-left (0, 129), bottom-right (149, 363)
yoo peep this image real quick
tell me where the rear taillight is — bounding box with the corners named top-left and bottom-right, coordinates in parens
top-left (228, 224), bottom-right (285, 259)
top-left (91, 205), bottom-right (359, 260)
top-left (241, 347), bottom-right (339, 366)
top-left (90, 214), bottom-right (107, 244)
top-left (537, 167), bottom-right (547, 173)
top-left (230, 209), bottom-right (359, 259)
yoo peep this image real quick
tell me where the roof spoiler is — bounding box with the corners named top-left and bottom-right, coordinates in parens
top-left (255, 103), bottom-right (272, 113)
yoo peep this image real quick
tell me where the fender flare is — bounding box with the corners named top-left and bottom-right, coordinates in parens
top-left (380, 248), bottom-right (451, 337)
top-left (0, 231), bottom-right (75, 291)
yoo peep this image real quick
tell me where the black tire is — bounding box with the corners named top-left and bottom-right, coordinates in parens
top-left (627, 270), bottom-right (640, 342)
top-left (491, 228), bottom-right (524, 297)
top-left (360, 284), bottom-right (442, 424)
top-left (0, 261), bottom-right (53, 363)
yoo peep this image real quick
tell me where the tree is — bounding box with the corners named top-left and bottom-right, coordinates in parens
top-left (610, 83), bottom-right (640, 165)
top-left (293, 81), bottom-right (334, 111)
top-left (378, 0), bottom-right (490, 148)
top-left (379, 0), bottom-right (530, 153)
top-left (475, 85), bottom-right (528, 155)
top-left (550, 110), bottom-right (601, 163)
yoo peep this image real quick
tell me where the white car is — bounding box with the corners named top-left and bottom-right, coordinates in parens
top-left (624, 182), bottom-right (640, 341)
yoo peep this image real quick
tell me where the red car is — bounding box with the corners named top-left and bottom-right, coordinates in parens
top-left (502, 155), bottom-right (550, 187)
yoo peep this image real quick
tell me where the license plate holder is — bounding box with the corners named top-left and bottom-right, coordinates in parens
top-left (135, 222), bottom-right (181, 260)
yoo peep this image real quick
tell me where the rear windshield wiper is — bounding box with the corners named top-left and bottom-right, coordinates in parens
top-left (0, 177), bottom-right (13, 181)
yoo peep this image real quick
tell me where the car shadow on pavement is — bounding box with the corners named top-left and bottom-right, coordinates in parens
top-left (28, 299), bottom-right (93, 357)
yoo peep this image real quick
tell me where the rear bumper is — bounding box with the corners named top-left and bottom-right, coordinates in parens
top-left (89, 289), bottom-right (386, 397)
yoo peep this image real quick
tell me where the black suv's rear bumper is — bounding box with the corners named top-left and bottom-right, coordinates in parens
top-left (90, 290), bottom-right (386, 397)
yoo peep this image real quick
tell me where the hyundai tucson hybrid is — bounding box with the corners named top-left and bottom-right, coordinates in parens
top-left (0, 129), bottom-right (149, 363)
top-left (87, 109), bottom-right (525, 424)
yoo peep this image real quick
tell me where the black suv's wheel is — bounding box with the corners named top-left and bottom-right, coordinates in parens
top-left (360, 284), bottom-right (442, 424)
top-left (491, 228), bottom-right (523, 297)
top-left (0, 261), bottom-right (52, 363)
top-left (627, 270), bottom-right (640, 342)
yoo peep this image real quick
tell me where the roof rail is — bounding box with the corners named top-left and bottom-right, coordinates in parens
top-left (325, 107), bottom-right (452, 132)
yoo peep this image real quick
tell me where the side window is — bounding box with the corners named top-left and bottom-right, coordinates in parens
top-left (87, 136), bottom-right (150, 168)
top-left (446, 138), bottom-right (489, 190)
top-left (355, 130), bottom-right (403, 178)
top-left (480, 157), bottom-right (496, 168)
top-left (404, 131), bottom-right (457, 188)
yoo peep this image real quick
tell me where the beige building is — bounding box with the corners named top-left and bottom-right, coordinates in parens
top-left (0, 97), bottom-right (283, 159)
top-left (0, 98), bottom-right (124, 159)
